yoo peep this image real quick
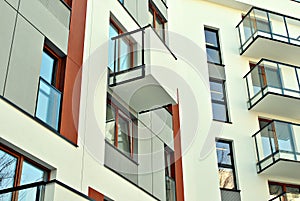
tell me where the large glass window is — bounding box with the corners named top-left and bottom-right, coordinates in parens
top-left (36, 45), bottom-right (64, 131)
top-left (210, 79), bottom-right (230, 122)
top-left (216, 140), bottom-right (237, 190)
top-left (0, 146), bottom-right (48, 200)
top-left (108, 20), bottom-right (135, 72)
top-left (204, 28), bottom-right (222, 65)
top-left (150, 4), bottom-right (166, 41)
top-left (105, 99), bottom-right (137, 158)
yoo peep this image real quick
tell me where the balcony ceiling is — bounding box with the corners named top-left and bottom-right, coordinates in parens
top-left (251, 93), bottom-right (300, 119)
top-left (201, 0), bottom-right (251, 10)
top-left (242, 37), bottom-right (300, 66)
top-left (262, 159), bottom-right (300, 180)
top-left (109, 75), bottom-right (177, 113)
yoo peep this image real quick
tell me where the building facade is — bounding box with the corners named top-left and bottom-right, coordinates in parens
top-left (0, 0), bottom-right (300, 200)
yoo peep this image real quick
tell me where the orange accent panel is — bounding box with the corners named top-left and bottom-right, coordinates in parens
top-left (67, 0), bottom-right (88, 66)
top-left (60, 0), bottom-right (87, 144)
top-left (172, 104), bottom-right (185, 201)
top-left (88, 187), bottom-right (104, 201)
top-left (60, 59), bottom-right (81, 144)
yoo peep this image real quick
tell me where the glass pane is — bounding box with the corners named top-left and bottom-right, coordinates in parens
top-left (108, 23), bottom-right (119, 71)
top-left (165, 176), bottom-right (176, 201)
top-left (269, 184), bottom-right (283, 199)
top-left (206, 48), bottom-right (221, 64)
top-left (212, 102), bottom-right (227, 122)
top-left (155, 17), bottom-right (164, 40)
top-left (205, 30), bottom-right (219, 47)
top-left (216, 142), bottom-right (232, 166)
top-left (218, 167), bottom-right (235, 189)
top-left (275, 122), bottom-right (294, 152)
top-left (119, 38), bottom-right (131, 71)
top-left (19, 161), bottom-right (47, 201)
top-left (242, 15), bottom-right (255, 43)
top-left (0, 149), bottom-right (17, 200)
top-left (259, 123), bottom-right (277, 157)
top-left (118, 115), bottom-right (131, 155)
top-left (210, 81), bottom-right (224, 102)
top-left (36, 79), bottom-right (62, 130)
top-left (40, 51), bottom-right (55, 84)
top-left (105, 104), bottom-right (116, 145)
top-left (265, 66), bottom-right (281, 88)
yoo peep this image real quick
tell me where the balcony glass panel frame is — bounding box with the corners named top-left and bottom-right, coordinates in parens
top-left (253, 120), bottom-right (300, 173)
top-left (237, 7), bottom-right (300, 54)
top-left (244, 59), bottom-right (300, 109)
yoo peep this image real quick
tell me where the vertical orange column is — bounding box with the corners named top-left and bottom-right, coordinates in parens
top-left (60, 0), bottom-right (88, 144)
top-left (172, 103), bottom-right (185, 201)
top-left (88, 187), bottom-right (105, 201)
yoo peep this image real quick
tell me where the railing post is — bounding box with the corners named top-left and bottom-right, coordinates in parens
top-left (276, 63), bottom-right (284, 95)
top-left (35, 185), bottom-right (41, 201)
top-left (141, 29), bottom-right (145, 77)
top-left (266, 12), bottom-right (273, 39)
top-left (113, 39), bottom-right (117, 85)
top-left (254, 136), bottom-right (262, 172)
top-left (258, 63), bottom-right (265, 96)
top-left (283, 16), bottom-right (291, 43)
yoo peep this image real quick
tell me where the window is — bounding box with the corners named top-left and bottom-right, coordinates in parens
top-left (269, 181), bottom-right (300, 200)
top-left (216, 140), bottom-right (237, 190)
top-left (210, 79), bottom-right (230, 122)
top-left (149, 3), bottom-right (166, 41)
top-left (108, 19), bottom-right (136, 73)
top-left (165, 145), bottom-right (176, 201)
top-left (0, 145), bottom-right (48, 200)
top-left (204, 28), bottom-right (222, 65)
top-left (105, 99), bottom-right (137, 158)
top-left (36, 45), bottom-right (65, 131)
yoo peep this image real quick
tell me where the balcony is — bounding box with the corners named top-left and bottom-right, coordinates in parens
top-left (105, 107), bottom-right (176, 201)
top-left (107, 25), bottom-right (177, 112)
top-left (0, 180), bottom-right (93, 201)
top-left (237, 7), bottom-right (300, 66)
top-left (244, 59), bottom-right (300, 119)
top-left (253, 120), bottom-right (300, 178)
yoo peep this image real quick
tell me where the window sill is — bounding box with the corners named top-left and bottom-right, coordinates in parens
top-left (220, 188), bottom-right (241, 192)
top-left (213, 119), bottom-right (232, 124)
top-left (207, 61), bottom-right (225, 67)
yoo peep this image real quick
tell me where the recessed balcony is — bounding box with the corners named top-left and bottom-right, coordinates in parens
top-left (107, 25), bottom-right (177, 112)
top-left (237, 7), bottom-right (300, 66)
top-left (244, 59), bottom-right (300, 119)
top-left (253, 120), bottom-right (300, 179)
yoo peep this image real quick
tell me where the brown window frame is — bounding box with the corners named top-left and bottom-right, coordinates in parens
top-left (110, 19), bottom-right (136, 72)
top-left (106, 99), bottom-right (136, 159)
top-left (0, 144), bottom-right (50, 198)
top-left (269, 181), bottom-right (300, 200)
top-left (149, 3), bottom-right (166, 41)
top-left (43, 45), bottom-right (66, 92)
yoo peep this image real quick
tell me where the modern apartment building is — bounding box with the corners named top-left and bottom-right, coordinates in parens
top-left (1, 0), bottom-right (300, 200)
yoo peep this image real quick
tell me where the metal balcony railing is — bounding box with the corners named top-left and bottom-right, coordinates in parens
top-left (269, 191), bottom-right (300, 201)
top-left (253, 120), bottom-right (300, 173)
top-left (0, 180), bottom-right (94, 201)
top-left (108, 25), bottom-right (176, 87)
top-left (244, 59), bottom-right (300, 109)
top-left (236, 7), bottom-right (300, 54)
